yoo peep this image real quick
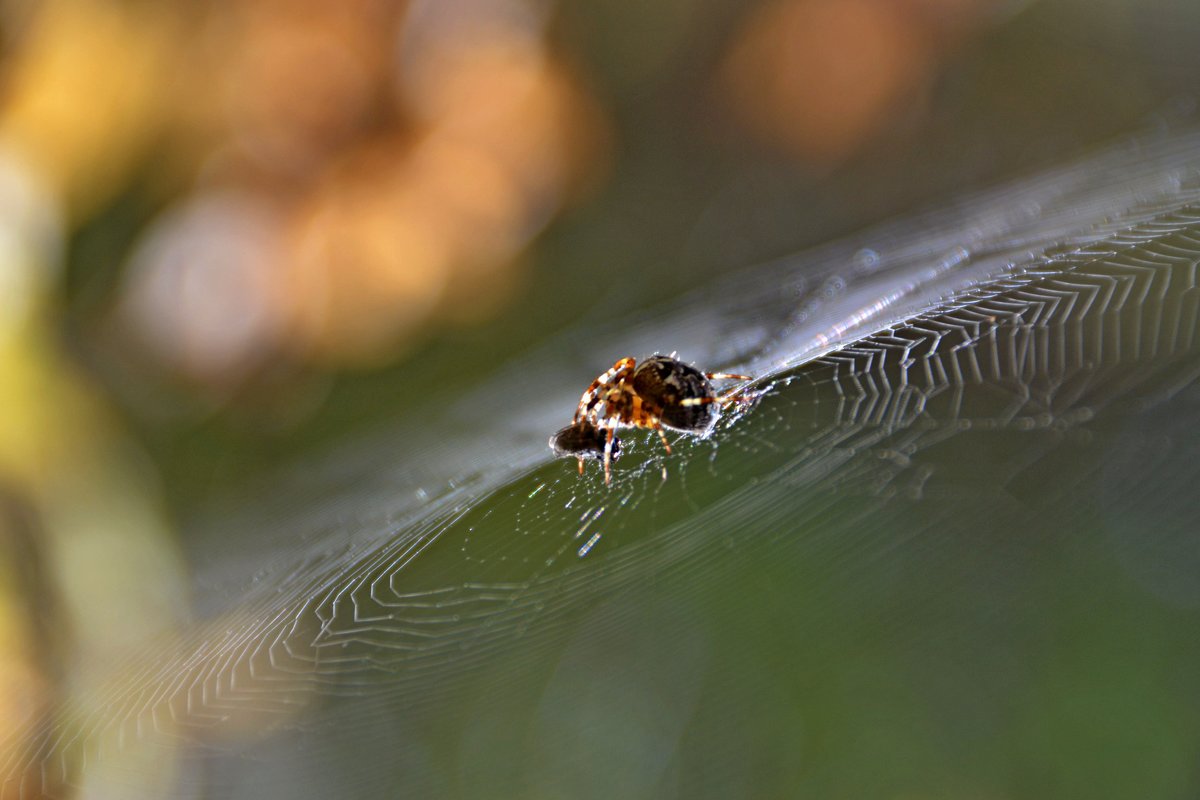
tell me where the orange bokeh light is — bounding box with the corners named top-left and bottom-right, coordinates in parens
top-left (720, 0), bottom-right (938, 162)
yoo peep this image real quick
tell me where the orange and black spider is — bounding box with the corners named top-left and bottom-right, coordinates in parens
top-left (554, 354), bottom-right (752, 484)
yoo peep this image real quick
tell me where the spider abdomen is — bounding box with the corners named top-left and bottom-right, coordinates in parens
top-left (631, 355), bottom-right (719, 434)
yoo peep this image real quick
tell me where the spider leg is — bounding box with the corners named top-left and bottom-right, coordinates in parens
top-left (575, 357), bottom-right (636, 423)
top-left (574, 388), bottom-right (601, 424)
top-left (603, 421), bottom-right (618, 485)
top-left (720, 384), bottom-right (767, 408)
top-left (655, 424), bottom-right (672, 455)
top-left (704, 372), bottom-right (752, 381)
top-left (683, 389), bottom-right (760, 410)
top-left (577, 457), bottom-right (585, 475)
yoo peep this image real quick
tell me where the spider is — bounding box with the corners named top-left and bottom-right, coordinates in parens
top-left (557, 354), bottom-right (753, 484)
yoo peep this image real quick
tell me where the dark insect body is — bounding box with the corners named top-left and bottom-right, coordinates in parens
top-left (549, 420), bottom-right (621, 474)
top-left (553, 354), bottom-right (753, 484)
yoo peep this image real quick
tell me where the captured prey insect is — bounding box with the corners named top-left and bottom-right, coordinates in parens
top-left (551, 354), bottom-right (754, 484)
top-left (549, 418), bottom-right (622, 473)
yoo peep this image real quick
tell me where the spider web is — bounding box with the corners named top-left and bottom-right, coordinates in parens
top-left (9, 126), bottom-right (1200, 798)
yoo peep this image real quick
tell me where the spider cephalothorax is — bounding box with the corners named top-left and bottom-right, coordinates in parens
top-left (555, 354), bottom-right (752, 483)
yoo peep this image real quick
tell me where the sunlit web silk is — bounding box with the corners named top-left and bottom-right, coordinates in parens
top-left (8, 128), bottom-right (1200, 798)
top-left (791, 210), bottom-right (1200, 470)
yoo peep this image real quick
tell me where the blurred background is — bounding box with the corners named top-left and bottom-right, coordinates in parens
top-left (3, 0), bottom-right (1200, 797)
